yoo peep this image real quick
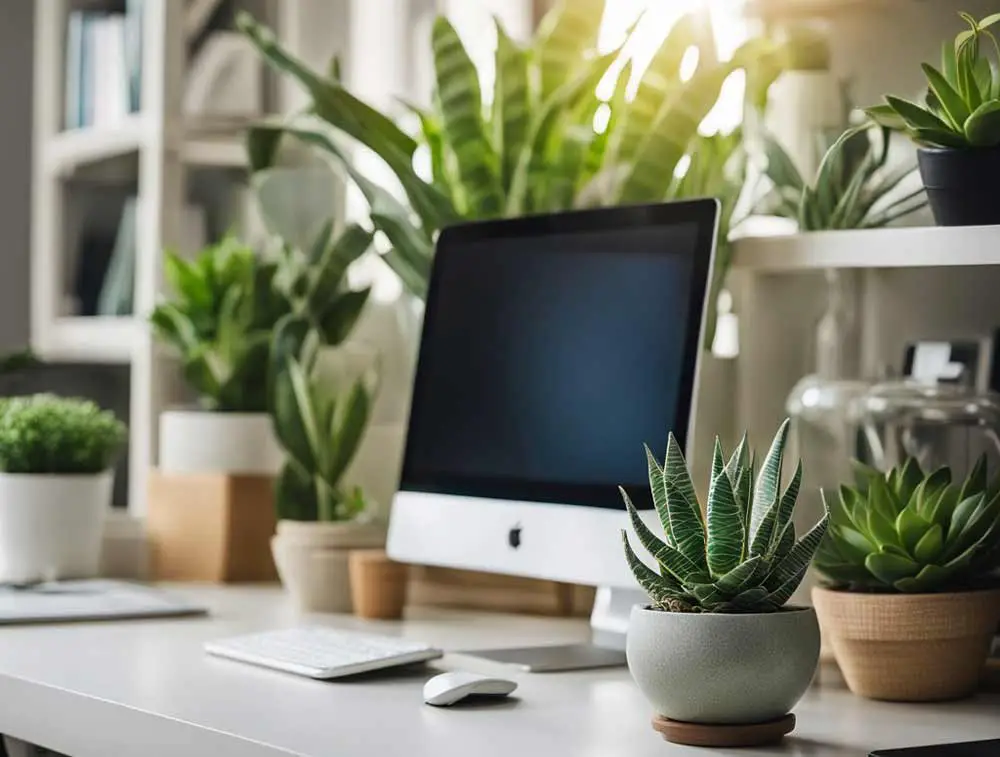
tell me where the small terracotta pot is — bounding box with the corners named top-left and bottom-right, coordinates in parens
top-left (349, 549), bottom-right (409, 620)
top-left (812, 586), bottom-right (1000, 701)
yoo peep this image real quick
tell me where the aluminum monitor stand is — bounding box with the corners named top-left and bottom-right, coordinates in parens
top-left (460, 587), bottom-right (644, 672)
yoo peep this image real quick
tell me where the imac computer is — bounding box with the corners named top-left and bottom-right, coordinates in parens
top-left (387, 199), bottom-right (719, 670)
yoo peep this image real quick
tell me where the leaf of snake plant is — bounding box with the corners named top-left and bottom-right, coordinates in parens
top-left (749, 419), bottom-right (790, 548)
top-left (535, 0), bottom-right (605, 104)
top-left (713, 555), bottom-right (763, 596)
top-left (763, 567), bottom-right (807, 608)
top-left (432, 17), bottom-right (503, 217)
top-left (622, 487), bottom-right (700, 581)
top-left (768, 511), bottom-right (829, 589)
top-left (492, 21), bottom-right (530, 196)
top-left (622, 531), bottom-right (689, 605)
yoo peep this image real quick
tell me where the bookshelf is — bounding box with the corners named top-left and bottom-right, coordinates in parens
top-left (31, 0), bottom-right (269, 517)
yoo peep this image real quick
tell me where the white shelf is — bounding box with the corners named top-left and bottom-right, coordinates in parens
top-left (730, 225), bottom-right (1000, 272)
top-left (44, 117), bottom-right (248, 176)
top-left (45, 115), bottom-right (148, 176)
top-left (39, 316), bottom-right (137, 363)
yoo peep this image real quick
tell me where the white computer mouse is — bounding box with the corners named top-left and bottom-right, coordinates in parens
top-left (422, 671), bottom-right (518, 707)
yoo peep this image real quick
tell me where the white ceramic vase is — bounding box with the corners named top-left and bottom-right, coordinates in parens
top-left (271, 520), bottom-right (386, 613)
top-left (0, 472), bottom-right (113, 582)
top-left (159, 410), bottom-right (283, 475)
top-left (626, 605), bottom-right (820, 724)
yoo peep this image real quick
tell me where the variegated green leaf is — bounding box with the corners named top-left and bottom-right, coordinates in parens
top-left (622, 487), bottom-right (699, 581)
top-left (644, 445), bottom-right (672, 545)
top-left (750, 418), bottom-right (790, 546)
top-left (492, 21), bottom-right (530, 195)
top-left (764, 567), bottom-right (807, 608)
top-left (728, 586), bottom-right (771, 611)
top-left (664, 433), bottom-right (707, 571)
top-left (769, 460), bottom-right (802, 555)
top-left (725, 433), bottom-right (748, 480)
top-left (618, 60), bottom-right (731, 203)
top-left (326, 380), bottom-right (371, 485)
top-left (611, 12), bottom-right (708, 166)
top-left (706, 467), bottom-right (744, 578)
top-left (768, 512), bottom-right (829, 589)
top-left (622, 531), bottom-right (689, 606)
top-left (432, 17), bottom-right (503, 217)
top-left (535, 0), bottom-right (605, 104)
top-left (959, 455), bottom-right (987, 503)
top-left (714, 555), bottom-right (762, 596)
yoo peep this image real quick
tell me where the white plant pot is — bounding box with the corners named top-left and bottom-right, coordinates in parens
top-left (271, 520), bottom-right (386, 613)
top-left (626, 605), bottom-right (820, 725)
top-left (0, 472), bottom-right (113, 583)
top-left (159, 410), bottom-right (283, 475)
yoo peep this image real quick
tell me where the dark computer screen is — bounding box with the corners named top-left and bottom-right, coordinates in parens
top-left (401, 203), bottom-right (716, 510)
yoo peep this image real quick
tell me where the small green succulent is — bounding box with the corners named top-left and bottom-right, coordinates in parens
top-left (814, 457), bottom-right (1000, 593)
top-left (866, 12), bottom-right (1000, 148)
top-left (0, 394), bottom-right (127, 474)
top-left (622, 420), bottom-right (830, 613)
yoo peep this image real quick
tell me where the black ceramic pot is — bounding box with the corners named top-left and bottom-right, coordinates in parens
top-left (917, 146), bottom-right (1000, 226)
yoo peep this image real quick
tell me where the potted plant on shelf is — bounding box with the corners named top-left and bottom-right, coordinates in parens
top-left (623, 420), bottom-right (829, 747)
top-left (0, 395), bottom-right (126, 583)
top-left (812, 457), bottom-right (1000, 701)
top-left (269, 356), bottom-right (383, 613)
top-left (866, 11), bottom-right (1000, 225)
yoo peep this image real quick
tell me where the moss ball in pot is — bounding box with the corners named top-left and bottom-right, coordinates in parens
top-left (621, 421), bottom-right (827, 746)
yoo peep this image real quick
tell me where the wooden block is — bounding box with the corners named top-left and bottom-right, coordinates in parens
top-left (407, 565), bottom-right (594, 617)
top-left (146, 469), bottom-right (277, 582)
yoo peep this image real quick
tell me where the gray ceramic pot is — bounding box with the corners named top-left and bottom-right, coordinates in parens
top-left (626, 605), bottom-right (820, 724)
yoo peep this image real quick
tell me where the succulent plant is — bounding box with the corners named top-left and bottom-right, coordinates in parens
top-left (270, 357), bottom-right (373, 522)
top-left (758, 123), bottom-right (926, 230)
top-left (814, 457), bottom-right (1000, 593)
top-left (622, 420), bottom-right (829, 613)
top-left (866, 12), bottom-right (1000, 148)
top-left (0, 394), bottom-right (127, 474)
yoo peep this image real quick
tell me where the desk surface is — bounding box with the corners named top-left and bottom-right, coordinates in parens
top-left (0, 585), bottom-right (996, 757)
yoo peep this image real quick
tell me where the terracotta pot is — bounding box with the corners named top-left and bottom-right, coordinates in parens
top-left (349, 549), bottom-right (409, 620)
top-left (812, 586), bottom-right (1000, 701)
top-left (271, 520), bottom-right (385, 613)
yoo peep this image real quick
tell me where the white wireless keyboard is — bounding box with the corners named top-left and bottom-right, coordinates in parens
top-left (205, 627), bottom-right (443, 679)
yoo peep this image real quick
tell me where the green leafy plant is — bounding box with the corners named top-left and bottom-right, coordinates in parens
top-left (866, 12), bottom-right (1000, 148)
top-left (270, 357), bottom-right (372, 521)
top-left (622, 420), bottom-right (830, 613)
top-left (0, 394), bottom-right (126, 474)
top-left (237, 4), bottom-right (820, 330)
top-left (814, 457), bottom-right (1000, 593)
top-left (150, 236), bottom-right (289, 412)
top-left (759, 124), bottom-right (927, 230)
top-left (150, 225), bottom-right (373, 413)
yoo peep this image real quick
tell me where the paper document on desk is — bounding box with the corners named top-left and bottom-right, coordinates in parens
top-left (0, 580), bottom-right (206, 624)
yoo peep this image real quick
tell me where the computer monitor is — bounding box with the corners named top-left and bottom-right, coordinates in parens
top-left (388, 199), bottom-right (718, 603)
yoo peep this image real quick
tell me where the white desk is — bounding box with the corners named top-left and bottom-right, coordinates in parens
top-left (0, 585), bottom-right (996, 757)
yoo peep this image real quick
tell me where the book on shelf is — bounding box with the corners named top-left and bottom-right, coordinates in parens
top-left (64, 2), bottom-right (143, 131)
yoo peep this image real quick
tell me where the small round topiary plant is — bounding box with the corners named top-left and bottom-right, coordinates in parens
top-left (0, 394), bottom-right (127, 474)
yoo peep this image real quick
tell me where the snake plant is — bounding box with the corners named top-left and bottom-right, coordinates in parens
top-left (866, 12), bottom-right (1000, 148)
top-left (623, 420), bottom-right (830, 613)
top-left (271, 356), bottom-right (372, 521)
top-left (237, 4), bottom-right (821, 339)
top-left (758, 124), bottom-right (926, 230)
top-left (814, 457), bottom-right (1000, 593)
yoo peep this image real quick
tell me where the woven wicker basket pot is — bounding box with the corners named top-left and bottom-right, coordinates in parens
top-left (812, 586), bottom-right (1000, 701)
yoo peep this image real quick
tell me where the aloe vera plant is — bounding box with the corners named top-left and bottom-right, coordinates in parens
top-left (271, 356), bottom-right (372, 521)
top-left (237, 4), bottom-right (817, 325)
top-left (814, 457), bottom-right (1000, 593)
top-left (866, 12), bottom-right (1000, 148)
top-left (622, 420), bottom-right (830, 613)
top-left (759, 124), bottom-right (927, 230)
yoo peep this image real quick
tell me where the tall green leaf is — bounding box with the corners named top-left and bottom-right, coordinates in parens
top-left (706, 467), bottom-right (745, 578)
top-left (750, 419), bottom-right (790, 546)
top-left (663, 434), bottom-right (707, 570)
top-left (432, 17), bottom-right (503, 217)
top-left (622, 487), bottom-right (700, 581)
top-left (644, 445), bottom-right (673, 545)
top-left (535, 0), bottom-right (606, 104)
top-left (492, 22), bottom-right (530, 195)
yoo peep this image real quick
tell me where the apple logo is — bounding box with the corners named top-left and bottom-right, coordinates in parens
top-left (508, 523), bottom-right (522, 550)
